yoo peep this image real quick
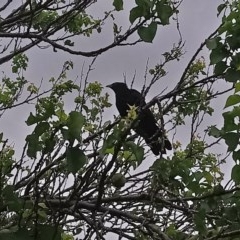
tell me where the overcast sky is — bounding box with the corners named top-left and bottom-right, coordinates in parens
top-left (1, 0), bottom-right (232, 178)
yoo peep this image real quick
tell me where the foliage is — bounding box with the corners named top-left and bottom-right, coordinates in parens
top-left (0, 1), bottom-right (240, 240)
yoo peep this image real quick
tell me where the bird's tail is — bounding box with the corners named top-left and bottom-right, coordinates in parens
top-left (147, 134), bottom-right (172, 155)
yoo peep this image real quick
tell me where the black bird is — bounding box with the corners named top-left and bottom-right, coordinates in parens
top-left (107, 82), bottom-right (172, 155)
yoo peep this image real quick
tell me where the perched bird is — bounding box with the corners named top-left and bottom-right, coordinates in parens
top-left (107, 82), bottom-right (172, 155)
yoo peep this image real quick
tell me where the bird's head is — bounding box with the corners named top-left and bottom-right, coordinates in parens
top-left (106, 82), bottom-right (129, 93)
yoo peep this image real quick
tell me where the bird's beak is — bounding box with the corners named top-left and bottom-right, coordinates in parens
top-left (106, 84), bottom-right (112, 88)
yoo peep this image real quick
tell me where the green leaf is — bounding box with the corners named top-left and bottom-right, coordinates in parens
top-left (129, 1), bottom-right (151, 24)
top-left (135, 0), bottom-right (152, 7)
top-left (193, 208), bottom-right (207, 234)
top-left (208, 126), bottom-right (221, 138)
top-left (187, 180), bottom-right (201, 194)
top-left (38, 210), bottom-right (48, 219)
top-left (104, 147), bottom-right (115, 155)
top-left (214, 61), bottom-right (228, 75)
top-left (37, 225), bottom-right (61, 240)
top-left (113, 0), bottom-right (123, 11)
top-left (156, 1), bottom-right (173, 25)
top-left (226, 36), bottom-right (240, 51)
top-left (225, 68), bottom-right (240, 82)
top-left (26, 106), bottom-right (54, 125)
top-left (223, 110), bottom-right (238, 132)
top-left (44, 137), bottom-right (56, 154)
top-left (138, 22), bottom-right (157, 43)
top-left (124, 141), bottom-right (144, 164)
top-left (231, 53), bottom-right (240, 69)
top-left (66, 111), bottom-right (85, 142)
top-left (100, 134), bottom-right (116, 154)
top-left (0, 229), bottom-right (32, 240)
top-left (217, 3), bottom-right (227, 16)
top-left (235, 82), bottom-right (240, 93)
top-left (26, 112), bottom-right (38, 126)
top-left (66, 147), bottom-right (86, 174)
top-left (210, 48), bottom-right (228, 65)
top-left (3, 185), bottom-right (22, 211)
top-left (34, 122), bottom-right (50, 136)
top-left (129, 6), bottom-right (143, 24)
top-left (231, 165), bottom-right (240, 183)
top-left (42, 101), bottom-right (55, 118)
top-left (233, 150), bottom-right (240, 161)
top-left (26, 134), bottom-right (42, 158)
top-left (38, 202), bottom-right (48, 209)
top-left (223, 132), bottom-right (239, 152)
top-left (12, 66), bottom-right (18, 73)
top-left (206, 38), bottom-right (218, 50)
top-left (225, 94), bottom-right (240, 108)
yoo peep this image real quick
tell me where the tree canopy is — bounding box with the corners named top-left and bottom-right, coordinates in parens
top-left (0, 0), bottom-right (240, 240)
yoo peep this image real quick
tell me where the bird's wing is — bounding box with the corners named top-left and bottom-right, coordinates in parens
top-left (129, 88), bottom-right (158, 136)
top-left (129, 89), bottom-right (156, 123)
top-left (129, 89), bottom-right (146, 107)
